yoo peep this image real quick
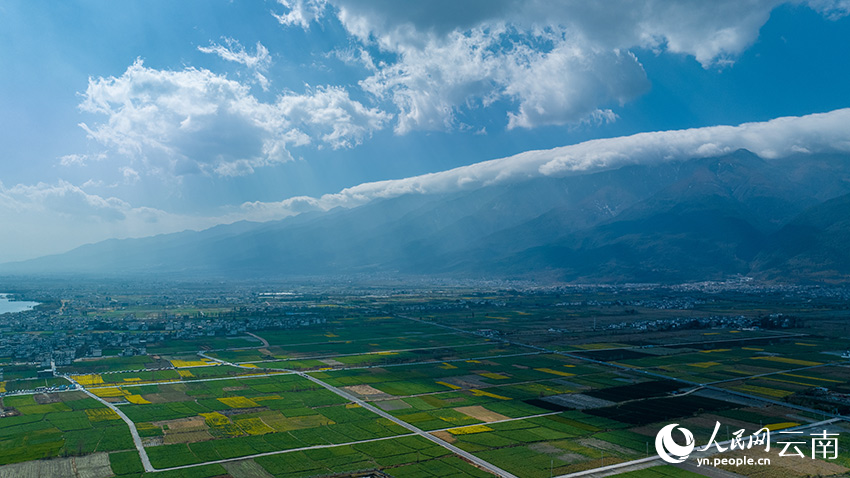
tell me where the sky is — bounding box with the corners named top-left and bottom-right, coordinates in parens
top-left (1, 0), bottom-right (850, 262)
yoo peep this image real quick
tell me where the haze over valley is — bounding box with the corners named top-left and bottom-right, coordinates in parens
top-left (2, 2), bottom-right (850, 478)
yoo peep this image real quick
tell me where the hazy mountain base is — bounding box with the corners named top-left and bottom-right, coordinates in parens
top-left (4, 149), bottom-right (850, 283)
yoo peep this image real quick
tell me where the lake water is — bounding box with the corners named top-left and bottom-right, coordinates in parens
top-left (0, 293), bottom-right (40, 314)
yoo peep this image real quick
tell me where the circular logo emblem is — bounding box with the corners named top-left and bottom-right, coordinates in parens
top-left (655, 423), bottom-right (695, 463)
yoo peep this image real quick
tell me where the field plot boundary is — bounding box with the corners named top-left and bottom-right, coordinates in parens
top-left (297, 371), bottom-right (520, 478)
top-left (232, 340), bottom-right (498, 365)
top-left (65, 375), bottom-right (154, 472)
top-left (553, 417), bottom-right (842, 477)
top-left (153, 433), bottom-right (417, 472)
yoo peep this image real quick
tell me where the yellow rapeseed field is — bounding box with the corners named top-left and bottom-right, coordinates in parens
top-left (469, 389), bottom-right (511, 400)
top-left (125, 394), bottom-right (151, 404)
top-left (236, 417), bottom-right (275, 435)
top-left (200, 412), bottom-right (230, 426)
top-left (447, 424), bottom-right (493, 435)
top-left (217, 396), bottom-right (260, 408)
top-left (479, 372), bottom-right (510, 380)
top-left (85, 408), bottom-right (120, 422)
top-left (253, 395), bottom-right (282, 401)
top-left (534, 368), bottom-right (575, 377)
top-left (170, 359), bottom-right (213, 368)
top-left (688, 362), bottom-right (721, 368)
top-left (74, 374), bottom-right (105, 386)
top-left (752, 356), bottom-right (821, 366)
top-left (735, 384), bottom-right (794, 398)
top-left (91, 387), bottom-right (125, 398)
top-left (90, 386), bottom-right (151, 403)
top-left (764, 422), bottom-right (800, 430)
top-left (436, 381), bottom-right (461, 390)
top-left (781, 373), bottom-right (841, 383)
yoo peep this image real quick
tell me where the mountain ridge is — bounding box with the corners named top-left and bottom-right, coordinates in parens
top-left (4, 149), bottom-right (850, 284)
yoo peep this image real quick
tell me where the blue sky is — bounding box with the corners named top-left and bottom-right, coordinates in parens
top-left (1, 0), bottom-right (850, 261)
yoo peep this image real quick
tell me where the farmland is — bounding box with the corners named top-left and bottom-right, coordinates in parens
top-left (1, 283), bottom-right (850, 477)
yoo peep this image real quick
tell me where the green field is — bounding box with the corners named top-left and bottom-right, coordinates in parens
top-left (4, 287), bottom-right (850, 478)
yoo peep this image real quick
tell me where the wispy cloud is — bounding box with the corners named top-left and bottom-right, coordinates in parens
top-left (272, 0), bottom-right (328, 28)
top-left (0, 179), bottom-right (219, 262)
top-left (198, 37), bottom-right (272, 90)
top-left (198, 38), bottom-right (271, 70)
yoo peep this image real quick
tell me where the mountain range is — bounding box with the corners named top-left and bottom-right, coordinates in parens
top-left (5, 149), bottom-right (850, 283)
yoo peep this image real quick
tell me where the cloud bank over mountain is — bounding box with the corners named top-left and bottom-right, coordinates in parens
top-left (2, 107), bottom-right (849, 261)
top-left (240, 108), bottom-right (850, 220)
top-left (2, 1), bottom-right (849, 263)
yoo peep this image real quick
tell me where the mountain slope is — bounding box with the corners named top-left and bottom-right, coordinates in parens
top-left (4, 150), bottom-right (850, 283)
top-left (753, 193), bottom-right (850, 282)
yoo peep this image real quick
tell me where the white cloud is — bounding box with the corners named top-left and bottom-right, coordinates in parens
top-left (78, 59), bottom-right (389, 177)
top-left (356, 27), bottom-right (649, 133)
top-left (121, 167), bottom-right (140, 183)
top-left (199, 38), bottom-right (272, 90)
top-left (59, 152), bottom-right (106, 167)
top-left (806, 0), bottom-right (850, 19)
top-left (504, 46), bottom-right (647, 130)
top-left (272, 0), bottom-right (327, 28)
top-left (0, 180), bottom-right (223, 262)
top-left (4, 180), bottom-right (137, 222)
top-left (277, 85), bottom-right (392, 149)
top-left (199, 38), bottom-right (271, 70)
top-left (329, 0), bottom-right (785, 66)
top-left (274, 0), bottom-right (847, 133)
top-left (8, 109), bottom-right (850, 262)
top-left (359, 27), bottom-right (506, 133)
top-left (239, 108), bottom-right (850, 218)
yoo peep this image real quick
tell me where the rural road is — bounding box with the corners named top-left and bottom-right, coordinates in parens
top-left (51, 317), bottom-right (846, 478)
top-left (155, 433), bottom-right (417, 472)
top-left (63, 376), bottom-right (154, 473)
top-left (296, 371), bottom-right (520, 478)
top-left (246, 331), bottom-right (270, 348)
top-left (553, 418), bottom-right (842, 478)
top-left (398, 315), bottom-right (848, 425)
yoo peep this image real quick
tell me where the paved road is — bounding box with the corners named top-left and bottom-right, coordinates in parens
top-left (398, 315), bottom-right (848, 425)
top-left (63, 376), bottom-right (154, 473)
top-left (47, 315), bottom-right (845, 477)
top-left (202, 331), bottom-right (460, 352)
top-left (296, 371), bottom-right (520, 478)
top-left (554, 418), bottom-right (842, 477)
top-left (559, 331), bottom-right (808, 353)
top-left (704, 361), bottom-right (847, 386)
top-left (396, 314), bottom-right (850, 476)
top-left (156, 433), bottom-right (417, 472)
top-left (428, 411), bottom-right (563, 432)
top-left (246, 331), bottom-right (269, 348)
top-left (84, 370), bottom-right (293, 390)
top-left (367, 377), bottom-right (572, 403)
top-left (234, 340), bottom-right (497, 365)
